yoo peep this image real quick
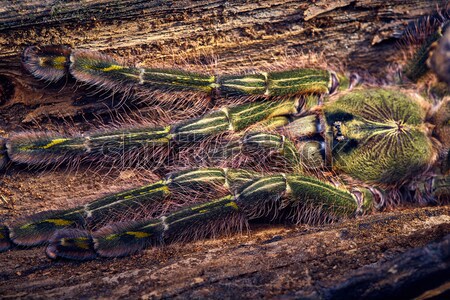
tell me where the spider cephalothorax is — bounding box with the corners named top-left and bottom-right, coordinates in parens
top-left (325, 89), bottom-right (436, 185)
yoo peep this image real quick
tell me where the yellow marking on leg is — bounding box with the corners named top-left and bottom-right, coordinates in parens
top-left (99, 65), bottom-right (124, 72)
top-left (114, 182), bottom-right (168, 197)
top-left (175, 175), bottom-right (225, 185)
top-left (42, 138), bottom-right (70, 149)
top-left (104, 231), bottom-right (152, 240)
top-left (245, 182), bottom-right (285, 196)
top-left (89, 126), bottom-right (170, 140)
top-left (268, 102), bottom-right (298, 118)
top-left (105, 234), bottom-right (119, 240)
top-left (270, 75), bottom-right (323, 83)
top-left (53, 56), bottom-right (67, 65)
top-left (178, 115), bottom-right (227, 130)
top-left (20, 218), bottom-right (74, 229)
top-left (240, 176), bottom-right (284, 195)
top-left (126, 231), bottom-right (151, 238)
top-left (61, 237), bottom-right (91, 249)
top-left (92, 185), bottom-right (170, 212)
top-left (39, 56), bottom-right (67, 69)
top-left (74, 238), bottom-right (91, 250)
top-left (145, 70), bottom-right (215, 83)
top-left (225, 201), bottom-right (239, 210)
top-left (137, 185), bottom-right (170, 196)
top-left (232, 101), bottom-right (296, 126)
top-left (18, 138), bottom-right (85, 151)
top-left (186, 195), bottom-right (233, 211)
top-left (46, 219), bottom-right (74, 226)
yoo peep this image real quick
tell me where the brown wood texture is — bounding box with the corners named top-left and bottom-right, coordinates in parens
top-left (0, 0), bottom-right (449, 299)
top-left (0, 0), bottom-right (446, 64)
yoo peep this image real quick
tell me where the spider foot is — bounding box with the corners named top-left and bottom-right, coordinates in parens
top-left (46, 229), bottom-right (96, 260)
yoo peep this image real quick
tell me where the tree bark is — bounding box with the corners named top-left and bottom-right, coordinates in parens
top-left (0, 1), bottom-right (449, 299)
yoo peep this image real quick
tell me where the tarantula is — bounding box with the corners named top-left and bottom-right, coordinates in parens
top-left (0, 22), bottom-right (449, 261)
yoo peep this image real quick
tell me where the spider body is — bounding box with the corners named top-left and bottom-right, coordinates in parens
top-left (0, 39), bottom-right (449, 260)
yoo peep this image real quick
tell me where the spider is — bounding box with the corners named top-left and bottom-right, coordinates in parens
top-left (0, 21), bottom-right (448, 261)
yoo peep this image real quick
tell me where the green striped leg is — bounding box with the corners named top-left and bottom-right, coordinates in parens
top-left (218, 69), bottom-right (338, 96)
top-left (70, 49), bottom-right (339, 96)
top-left (217, 115), bottom-right (326, 171)
top-left (5, 99), bottom-right (300, 168)
top-left (45, 174), bottom-right (377, 260)
top-left (23, 46), bottom-right (341, 96)
top-left (217, 132), bottom-right (326, 171)
top-left (1, 168), bottom-right (259, 252)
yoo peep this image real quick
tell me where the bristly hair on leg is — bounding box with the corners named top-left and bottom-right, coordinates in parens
top-left (5, 131), bottom-right (87, 169)
top-left (46, 193), bottom-right (248, 260)
top-left (92, 220), bottom-right (164, 258)
top-left (46, 228), bottom-right (96, 260)
top-left (69, 49), bottom-right (138, 95)
top-left (22, 45), bottom-right (71, 82)
top-left (23, 45), bottom-right (350, 115)
top-left (7, 209), bottom-right (86, 247)
top-left (397, 9), bottom-right (449, 84)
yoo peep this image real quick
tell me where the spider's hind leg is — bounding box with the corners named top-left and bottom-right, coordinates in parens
top-left (46, 173), bottom-right (377, 260)
top-left (1, 168), bottom-right (260, 251)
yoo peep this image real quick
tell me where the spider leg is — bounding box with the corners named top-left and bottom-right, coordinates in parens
top-left (46, 173), bottom-right (377, 260)
top-left (0, 168), bottom-right (260, 250)
top-left (3, 99), bottom-right (301, 170)
top-left (23, 46), bottom-right (340, 97)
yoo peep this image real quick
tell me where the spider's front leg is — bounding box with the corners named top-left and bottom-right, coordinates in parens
top-left (22, 46), bottom-right (340, 98)
top-left (46, 173), bottom-right (377, 260)
top-left (3, 98), bottom-right (302, 170)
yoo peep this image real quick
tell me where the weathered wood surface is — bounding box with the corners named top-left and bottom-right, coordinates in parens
top-left (0, 0), bottom-right (449, 299)
top-left (0, 0), bottom-right (444, 64)
top-left (0, 206), bottom-right (449, 299)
